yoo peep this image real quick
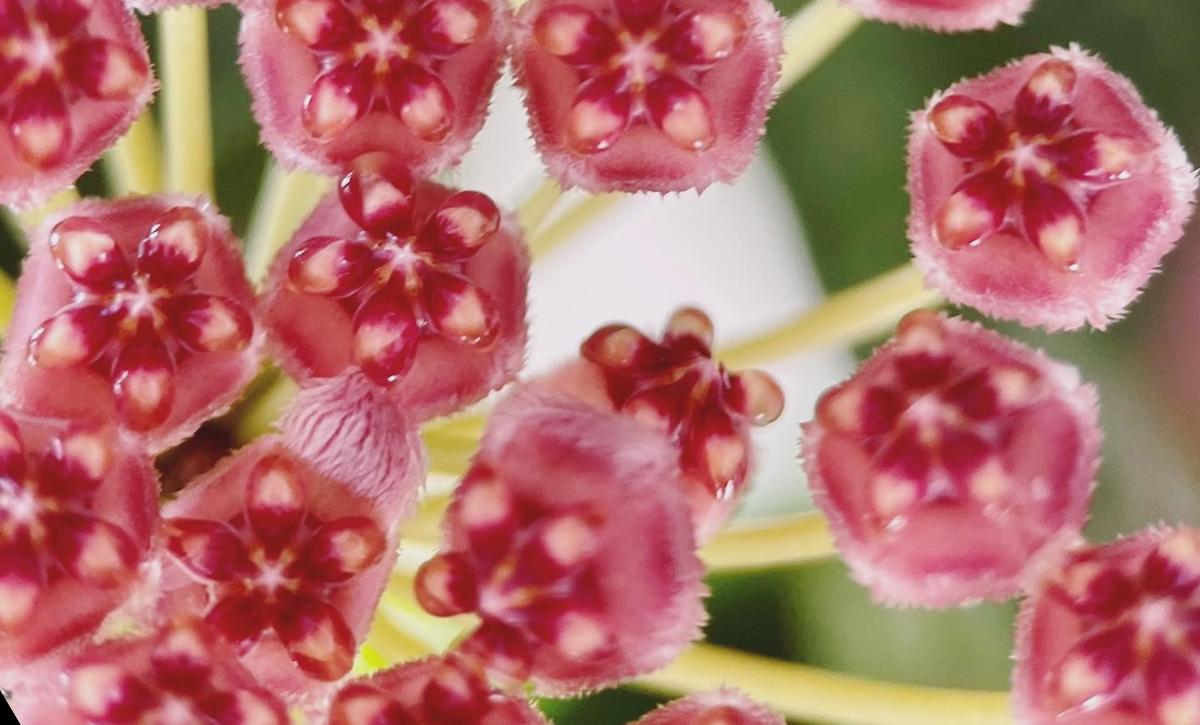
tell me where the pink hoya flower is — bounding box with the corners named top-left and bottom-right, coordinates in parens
top-left (413, 386), bottom-right (707, 695)
top-left (803, 310), bottom-right (1100, 607)
top-left (1, 196), bottom-right (260, 453)
top-left (11, 619), bottom-right (289, 724)
top-left (1014, 526), bottom-right (1200, 725)
top-left (239, 0), bottom-right (510, 174)
top-left (262, 152), bottom-right (528, 423)
top-left (159, 438), bottom-right (398, 697)
top-left (908, 46), bottom-right (1198, 331)
top-left (329, 654), bottom-right (548, 725)
top-left (633, 690), bottom-right (784, 725)
top-left (537, 307), bottom-right (783, 541)
top-left (0, 411), bottom-right (155, 668)
top-left (845, 0), bottom-right (1035, 33)
top-left (0, 0), bottom-right (153, 208)
top-left (512, 0), bottom-right (783, 192)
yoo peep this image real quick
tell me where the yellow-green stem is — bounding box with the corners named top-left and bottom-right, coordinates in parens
top-left (159, 8), bottom-right (214, 197)
top-left (515, 178), bottom-right (564, 238)
top-left (528, 193), bottom-right (621, 260)
top-left (699, 511), bottom-right (835, 570)
top-left (243, 164), bottom-right (333, 281)
top-left (232, 375), bottom-right (298, 443)
top-left (718, 263), bottom-right (941, 370)
top-left (638, 643), bottom-right (1012, 725)
top-left (0, 271), bottom-right (14, 331)
top-left (12, 187), bottom-right (81, 240)
top-left (778, 0), bottom-right (863, 91)
top-left (104, 112), bottom-right (163, 196)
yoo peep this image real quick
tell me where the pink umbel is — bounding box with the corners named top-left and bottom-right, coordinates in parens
top-left (634, 690), bottom-right (785, 725)
top-left (158, 438), bottom-right (399, 702)
top-left (413, 386), bottom-right (707, 695)
top-left (10, 619), bottom-right (289, 724)
top-left (1, 196), bottom-right (261, 453)
top-left (512, 0), bottom-right (782, 192)
top-left (262, 153), bottom-right (529, 424)
top-left (804, 310), bottom-right (1100, 607)
top-left (239, 0), bottom-right (509, 174)
top-left (0, 410), bottom-right (156, 672)
top-left (846, 0), bottom-right (1035, 33)
top-left (539, 307), bottom-right (784, 542)
top-left (1015, 526), bottom-right (1200, 725)
top-left (908, 46), bottom-right (1197, 331)
top-left (329, 654), bottom-right (549, 724)
top-left (0, 0), bottom-right (154, 208)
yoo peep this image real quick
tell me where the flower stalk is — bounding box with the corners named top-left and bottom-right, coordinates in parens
top-left (159, 8), bottom-right (214, 196)
top-left (104, 112), bottom-right (163, 196)
top-left (779, 0), bottom-right (864, 90)
top-left (699, 511), bottom-right (835, 570)
top-left (243, 164), bottom-right (333, 280)
top-left (10, 188), bottom-right (80, 243)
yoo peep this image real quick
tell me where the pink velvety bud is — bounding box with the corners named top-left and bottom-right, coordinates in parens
top-left (908, 46), bottom-right (1197, 331)
top-left (803, 310), bottom-right (1100, 607)
top-left (261, 155), bottom-right (529, 424)
top-left (10, 619), bottom-right (288, 725)
top-left (157, 437), bottom-right (400, 706)
top-left (0, 409), bottom-right (156, 677)
top-left (0, 196), bottom-right (262, 455)
top-left (846, 0), bottom-right (1035, 33)
top-left (238, 0), bottom-right (509, 175)
top-left (414, 386), bottom-right (707, 696)
top-left (329, 655), bottom-right (549, 725)
top-left (533, 307), bottom-right (784, 542)
top-left (0, 0), bottom-right (154, 209)
top-left (1014, 526), bottom-right (1200, 725)
top-left (634, 690), bottom-right (784, 725)
top-left (512, 0), bottom-right (783, 193)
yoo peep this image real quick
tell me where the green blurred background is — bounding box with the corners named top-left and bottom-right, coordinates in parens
top-left (4, 0), bottom-right (1200, 722)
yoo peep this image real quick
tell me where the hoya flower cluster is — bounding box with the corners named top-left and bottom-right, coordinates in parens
top-left (0, 0), bottom-right (1194, 724)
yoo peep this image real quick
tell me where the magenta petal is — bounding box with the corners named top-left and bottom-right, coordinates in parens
top-left (804, 311), bottom-right (1100, 607)
top-left (430, 386), bottom-right (707, 695)
top-left (908, 46), bottom-right (1197, 331)
top-left (1, 197), bottom-right (261, 454)
top-left (262, 179), bottom-right (529, 423)
top-left (513, 0), bottom-right (783, 193)
top-left (846, 0), bottom-right (1035, 32)
top-left (239, 0), bottom-right (510, 175)
top-left (634, 690), bottom-right (785, 725)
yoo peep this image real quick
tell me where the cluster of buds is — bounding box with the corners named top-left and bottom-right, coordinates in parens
top-left (0, 0), bottom-right (1195, 724)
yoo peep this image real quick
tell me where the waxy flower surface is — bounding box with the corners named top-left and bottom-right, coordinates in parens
top-left (1015, 527), bottom-right (1200, 725)
top-left (846, 0), bottom-right (1035, 33)
top-left (240, 0), bottom-right (510, 174)
top-left (1, 196), bottom-right (260, 452)
top-left (513, 0), bottom-right (783, 192)
top-left (0, 0), bottom-right (153, 208)
top-left (263, 153), bottom-right (528, 423)
top-left (634, 690), bottom-right (784, 725)
top-left (160, 439), bottom-right (397, 694)
top-left (0, 411), bottom-right (155, 667)
top-left (414, 386), bottom-right (706, 695)
top-left (550, 307), bottom-right (784, 541)
top-left (908, 46), bottom-right (1197, 331)
top-left (11, 619), bottom-right (289, 724)
top-left (804, 311), bottom-right (1100, 606)
top-left (330, 655), bottom-right (548, 725)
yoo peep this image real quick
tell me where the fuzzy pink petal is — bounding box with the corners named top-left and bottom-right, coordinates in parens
top-left (634, 690), bottom-right (785, 725)
top-left (908, 46), bottom-right (1198, 331)
top-left (1014, 527), bottom-right (1200, 725)
top-left (0, 0), bottom-right (154, 209)
top-left (803, 311), bottom-right (1100, 607)
top-left (158, 438), bottom-right (399, 705)
top-left (846, 0), bottom-right (1035, 33)
top-left (0, 413), bottom-right (156, 679)
top-left (513, 0), bottom-right (782, 193)
top-left (0, 196), bottom-right (262, 454)
top-left (428, 385), bottom-right (707, 696)
top-left (261, 180), bottom-right (529, 423)
top-left (238, 0), bottom-right (510, 175)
